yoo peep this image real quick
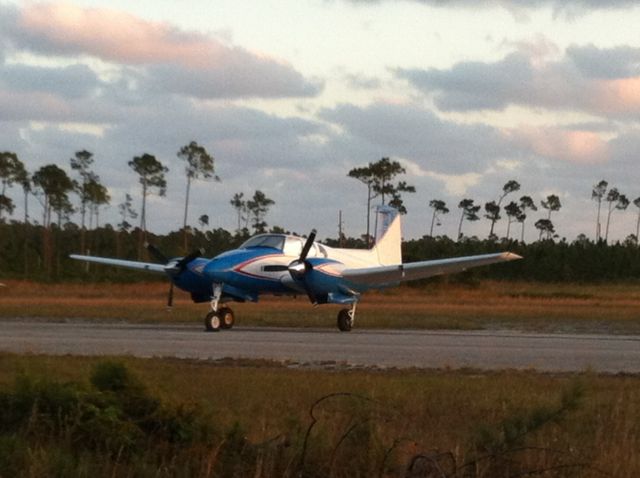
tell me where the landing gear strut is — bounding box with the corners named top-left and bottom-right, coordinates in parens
top-left (204, 283), bottom-right (234, 332)
top-left (337, 303), bottom-right (357, 332)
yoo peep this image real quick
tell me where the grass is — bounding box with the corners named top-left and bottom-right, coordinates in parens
top-left (0, 353), bottom-right (639, 477)
top-left (2, 279), bottom-right (640, 333)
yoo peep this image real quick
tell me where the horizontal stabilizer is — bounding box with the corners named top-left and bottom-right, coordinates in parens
top-left (69, 254), bottom-right (167, 273)
top-left (342, 252), bottom-right (521, 286)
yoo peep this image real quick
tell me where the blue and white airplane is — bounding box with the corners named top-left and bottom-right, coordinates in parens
top-left (70, 208), bottom-right (521, 332)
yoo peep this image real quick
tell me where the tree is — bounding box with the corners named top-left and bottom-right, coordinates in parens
top-left (230, 192), bottom-right (248, 233)
top-left (592, 179), bottom-right (608, 241)
top-left (534, 218), bottom-right (555, 240)
top-left (504, 201), bottom-right (522, 241)
top-left (117, 193), bottom-right (138, 233)
top-left (633, 197), bottom-right (640, 245)
top-left (70, 150), bottom-right (95, 253)
top-left (369, 158), bottom-right (416, 211)
top-left (347, 165), bottom-right (377, 247)
top-left (604, 188), bottom-right (629, 242)
top-left (14, 163), bottom-right (31, 274)
top-left (0, 152), bottom-right (24, 222)
top-left (128, 154), bottom-right (168, 258)
top-left (32, 164), bottom-right (74, 276)
top-left (541, 194), bottom-right (562, 220)
top-left (116, 193), bottom-right (137, 257)
top-left (428, 199), bottom-right (449, 236)
top-left (177, 141), bottom-right (218, 251)
top-left (85, 178), bottom-right (110, 230)
top-left (246, 190), bottom-right (275, 234)
top-left (484, 201), bottom-right (501, 239)
top-left (457, 198), bottom-right (480, 240)
top-left (518, 195), bottom-right (537, 242)
top-left (348, 157), bottom-right (415, 246)
top-left (486, 180), bottom-right (520, 238)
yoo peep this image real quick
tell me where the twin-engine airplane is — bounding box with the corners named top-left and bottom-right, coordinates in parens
top-left (70, 207), bottom-right (521, 332)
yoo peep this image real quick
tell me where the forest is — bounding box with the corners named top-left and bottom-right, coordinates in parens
top-left (2, 149), bottom-right (640, 283)
top-left (3, 219), bottom-right (640, 283)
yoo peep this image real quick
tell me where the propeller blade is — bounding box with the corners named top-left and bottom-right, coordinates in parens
top-left (175, 248), bottom-right (204, 272)
top-left (167, 282), bottom-right (174, 308)
top-left (145, 242), bottom-right (169, 264)
top-left (287, 229), bottom-right (319, 304)
top-left (299, 229), bottom-right (317, 262)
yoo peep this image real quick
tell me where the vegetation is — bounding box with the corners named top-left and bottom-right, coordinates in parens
top-left (7, 217), bottom-right (640, 284)
top-left (2, 280), bottom-right (640, 334)
top-left (0, 354), bottom-right (638, 477)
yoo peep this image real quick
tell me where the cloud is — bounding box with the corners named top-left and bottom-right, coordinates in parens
top-left (396, 46), bottom-right (640, 119)
top-left (320, 102), bottom-right (513, 175)
top-left (342, 0), bottom-right (639, 18)
top-left (567, 44), bottom-right (640, 79)
top-left (0, 63), bottom-right (100, 99)
top-left (0, 2), bottom-right (322, 99)
top-left (504, 126), bottom-right (611, 164)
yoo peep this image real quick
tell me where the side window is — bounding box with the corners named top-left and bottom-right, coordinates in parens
top-left (283, 237), bottom-right (303, 256)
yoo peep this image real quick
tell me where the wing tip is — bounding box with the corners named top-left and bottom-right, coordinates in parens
top-left (501, 252), bottom-right (523, 261)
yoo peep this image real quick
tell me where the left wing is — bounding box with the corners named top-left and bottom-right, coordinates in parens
top-left (69, 254), bottom-right (167, 273)
top-left (342, 252), bottom-right (521, 287)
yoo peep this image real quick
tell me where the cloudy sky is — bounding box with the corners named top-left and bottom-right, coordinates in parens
top-left (1, 0), bottom-right (640, 243)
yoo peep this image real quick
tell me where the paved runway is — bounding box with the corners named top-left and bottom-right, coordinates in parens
top-left (1, 320), bottom-right (639, 373)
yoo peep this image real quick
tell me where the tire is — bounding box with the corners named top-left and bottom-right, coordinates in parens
top-left (219, 307), bottom-right (235, 329)
top-left (204, 311), bottom-right (221, 332)
top-left (337, 309), bottom-right (352, 332)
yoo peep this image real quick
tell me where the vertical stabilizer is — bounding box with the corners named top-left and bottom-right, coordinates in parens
top-left (372, 206), bottom-right (402, 266)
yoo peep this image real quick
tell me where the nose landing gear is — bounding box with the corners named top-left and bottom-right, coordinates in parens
top-left (204, 283), bottom-right (235, 332)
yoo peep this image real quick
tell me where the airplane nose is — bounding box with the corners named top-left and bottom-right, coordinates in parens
top-left (203, 258), bottom-right (227, 283)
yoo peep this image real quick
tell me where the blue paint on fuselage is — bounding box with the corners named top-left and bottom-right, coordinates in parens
top-left (169, 247), bottom-right (365, 305)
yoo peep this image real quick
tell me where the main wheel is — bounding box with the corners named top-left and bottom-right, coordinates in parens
top-left (219, 307), bottom-right (235, 329)
top-left (337, 309), bottom-right (352, 332)
top-left (204, 311), bottom-right (221, 332)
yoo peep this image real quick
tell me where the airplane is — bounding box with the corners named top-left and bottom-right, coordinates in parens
top-left (70, 207), bottom-right (521, 332)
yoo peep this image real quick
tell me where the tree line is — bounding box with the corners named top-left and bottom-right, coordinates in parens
top-left (3, 149), bottom-right (640, 282)
top-left (0, 145), bottom-right (276, 277)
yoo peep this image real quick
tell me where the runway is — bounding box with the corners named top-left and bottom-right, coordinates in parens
top-left (1, 320), bottom-right (639, 373)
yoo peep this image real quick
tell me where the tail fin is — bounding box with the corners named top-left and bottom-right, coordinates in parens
top-left (372, 206), bottom-right (402, 265)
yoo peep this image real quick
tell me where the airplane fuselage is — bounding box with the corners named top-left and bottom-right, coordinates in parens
top-left (173, 245), bottom-right (361, 305)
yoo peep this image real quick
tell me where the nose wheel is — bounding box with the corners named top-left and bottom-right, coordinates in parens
top-left (337, 303), bottom-right (356, 332)
top-left (204, 284), bottom-right (235, 332)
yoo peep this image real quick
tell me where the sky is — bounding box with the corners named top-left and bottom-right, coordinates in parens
top-left (1, 0), bottom-right (640, 243)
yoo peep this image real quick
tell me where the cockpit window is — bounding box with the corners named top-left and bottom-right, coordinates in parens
top-left (240, 235), bottom-right (286, 251)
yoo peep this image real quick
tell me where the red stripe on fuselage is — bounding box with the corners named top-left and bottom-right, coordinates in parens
top-left (233, 254), bottom-right (286, 282)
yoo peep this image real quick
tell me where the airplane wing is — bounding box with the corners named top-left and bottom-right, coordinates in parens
top-left (69, 254), bottom-right (167, 273)
top-left (342, 252), bottom-right (521, 286)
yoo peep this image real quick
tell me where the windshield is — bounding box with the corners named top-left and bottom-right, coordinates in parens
top-left (240, 234), bottom-right (286, 251)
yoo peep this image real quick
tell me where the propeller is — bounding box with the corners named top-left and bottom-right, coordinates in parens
top-left (145, 242), bottom-right (169, 264)
top-left (145, 243), bottom-right (203, 308)
top-left (288, 230), bottom-right (318, 304)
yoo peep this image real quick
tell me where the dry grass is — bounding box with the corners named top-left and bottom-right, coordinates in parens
top-left (2, 280), bottom-right (640, 333)
top-left (1, 353), bottom-right (639, 476)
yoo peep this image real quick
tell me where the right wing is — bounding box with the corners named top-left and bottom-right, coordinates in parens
top-left (69, 254), bottom-right (167, 273)
top-left (342, 252), bottom-right (521, 287)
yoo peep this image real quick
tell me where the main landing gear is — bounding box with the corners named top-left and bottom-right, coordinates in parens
top-left (204, 284), bottom-right (236, 332)
top-left (337, 303), bottom-right (357, 332)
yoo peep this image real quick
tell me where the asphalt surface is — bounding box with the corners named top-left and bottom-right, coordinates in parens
top-left (1, 320), bottom-right (639, 373)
